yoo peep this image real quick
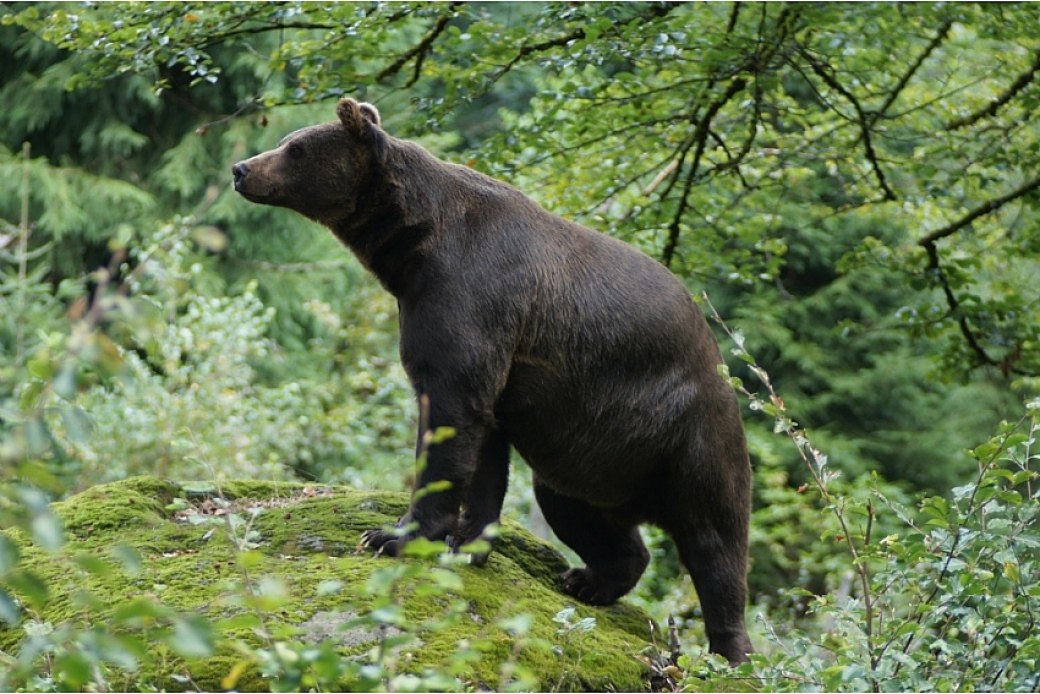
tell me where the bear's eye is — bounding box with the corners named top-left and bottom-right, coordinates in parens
top-left (287, 142), bottom-right (304, 158)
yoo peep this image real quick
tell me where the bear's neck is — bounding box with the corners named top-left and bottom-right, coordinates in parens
top-left (329, 140), bottom-right (462, 300)
top-left (340, 215), bottom-right (435, 300)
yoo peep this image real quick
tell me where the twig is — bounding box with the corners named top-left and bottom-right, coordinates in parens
top-left (489, 3), bottom-right (677, 85)
top-left (376, 5), bottom-right (461, 85)
top-left (660, 5), bottom-right (798, 267)
top-left (921, 241), bottom-right (997, 369)
top-left (914, 174), bottom-right (1040, 375)
top-left (873, 19), bottom-right (953, 121)
top-left (662, 77), bottom-right (748, 268)
top-left (16, 142), bottom-right (31, 366)
top-left (947, 48), bottom-right (1040, 130)
top-left (889, 420), bottom-right (1031, 676)
top-left (194, 96), bottom-right (261, 134)
top-left (494, 27), bottom-right (587, 79)
top-left (917, 174), bottom-right (1040, 246)
top-left (702, 292), bottom-right (880, 686)
top-left (798, 46), bottom-right (896, 201)
top-left (642, 159), bottom-right (679, 197)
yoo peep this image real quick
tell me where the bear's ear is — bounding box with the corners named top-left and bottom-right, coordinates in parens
top-left (338, 98), bottom-right (381, 135)
top-left (358, 102), bottom-right (381, 127)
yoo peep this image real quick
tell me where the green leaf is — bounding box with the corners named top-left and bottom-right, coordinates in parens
top-left (429, 426), bottom-right (456, 445)
top-left (0, 587), bottom-right (20, 626)
top-left (180, 481), bottom-right (219, 496)
top-left (112, 544), bottom-right (143, 575)
top-left (553, 607), bottom-right (576, 624)
top-left (6, 569), bottom-right (49, 610)
top-left (316, 579), bottom-right (345, 597)
top-left (165, 497), bottom-right (190, 511)
top-left (573, 616), bottom-right (596, 632)
top-left (1012, 469), bottom-right (1038, 485)
top-left (60, 405), bottom-right (94, 443)
top-left (30, 509), bottom-right (65, 551)
top-left (24, 417), bottom-right (50, 455)
top-left (214, 613), bottom-right (263, 631)
top-left (498, 613), bottom-right (533, 636)
top-left (73, 553), bottom-right (110, 575)
top-left (54, 651), bottom-right (93, 690)
top-left (167, 614), bottom-right (215, 659)
top-left (0, 535), bottom-right (21, 574)
top-left (111, 596), bottom-right (172, 623)
top-left (369, 603), bottom-right (405, 626)
top-left (53, 364), bottom-right (78, 400)
top-left (26, 357), bottom-right (56, 380)
top-left (400, 536), bottom-right (450, 559)
top-left (972, 441), bottom-right (1000, 461)
top-left (1002, 433), bottom-right (1029, 449)
top-left (456, 538), bottom-right (491, 556)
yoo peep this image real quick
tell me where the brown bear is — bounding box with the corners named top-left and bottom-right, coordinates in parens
top-left (233, 98), bottom-right (754, 665)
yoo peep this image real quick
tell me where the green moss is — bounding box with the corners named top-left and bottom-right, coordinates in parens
top-left (1, 477), bottom-right (658, 692)
top-left (51, 476), bottom-right (176, 540)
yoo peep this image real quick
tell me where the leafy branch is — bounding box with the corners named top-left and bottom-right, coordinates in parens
top-left (375, 4), bottom-right (461, 87)
top-left (947, 47), bottom-right (1040, 130)
top-left (887, 414), bottom-right (1038, 679)
top-left (874, 18), bottom-right (953, 120)
top-left (660, 6), bottom-right (798, 268)
top-left (484, 3), bottom-right (676, 88)
top-left (796, 46), bottom-right (896, 201)
top-left (917, 174), bottom-right (1040, 246)
top-left (661, 76), bottom-right (748, 268)
top-left (916, 175), bottom-right (1040, 375)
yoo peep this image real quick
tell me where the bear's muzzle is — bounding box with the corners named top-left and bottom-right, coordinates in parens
top-left (232, 162), bottom-right (250, 191)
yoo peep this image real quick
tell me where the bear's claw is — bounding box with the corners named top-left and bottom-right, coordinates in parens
top-left (446, 533), bottom-right (493, 567)
top-left (359, 528), bottom-right (403, 556)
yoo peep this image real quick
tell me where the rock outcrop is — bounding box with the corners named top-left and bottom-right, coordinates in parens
top-left (0, 477), bottom-right (656, 691)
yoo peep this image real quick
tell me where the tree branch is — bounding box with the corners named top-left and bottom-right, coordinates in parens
top-left (206, 20), bottom-right (340, 43)
top-left (490, 3), bottom-right (677, 84)
top-left (916, 176), bottom-right (1040, 375)
top-left (917, 174), bottom-right (1040, 245)
top-left (947, 47), bottom-right (1040, 131)
top-left (376, 4), bottom-right (460, 85)
top-left (874, 18), bottom-right (953, 121)
top-left (799, 46), bottom-right (896, 201)
top-left (725, 2), bottom-right (742, 34)
top-left (662, 76), bottom-right (748, 268)
top-left (660, 5), bottom-right (796, 267)
top-left (921, 241), bottom-right (998, 369)
top-left (486, 27), bottom-right (587, 83)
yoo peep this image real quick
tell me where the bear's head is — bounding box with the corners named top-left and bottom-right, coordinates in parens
top-left (232, 99), bottom-right (385, 225)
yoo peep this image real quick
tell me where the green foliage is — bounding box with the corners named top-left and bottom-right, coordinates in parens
top-left (683, 307), bottom-right (1040, 692)
top-left (725, 406), bottom-right (1040, 693)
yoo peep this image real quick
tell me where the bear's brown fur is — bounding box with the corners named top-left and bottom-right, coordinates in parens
top-left (233, 99), bottom-right (754, 664)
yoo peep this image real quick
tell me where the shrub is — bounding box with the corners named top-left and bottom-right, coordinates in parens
top-left (685, 297), bottom-right (1040, 692)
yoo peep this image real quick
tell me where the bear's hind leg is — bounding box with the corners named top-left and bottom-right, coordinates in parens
top-left (672, 526), bottom-right (753, 665)
top-left (665, 472), bottom-right (753, 665)
top-left (534, 476), bottom-right (649, 606)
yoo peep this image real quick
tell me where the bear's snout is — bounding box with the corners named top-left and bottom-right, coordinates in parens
top-left (232, 161), bottom-right (250, 190)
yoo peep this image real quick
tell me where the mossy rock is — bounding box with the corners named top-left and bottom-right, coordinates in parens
top-left (0, 477), bottom-right (658, 691)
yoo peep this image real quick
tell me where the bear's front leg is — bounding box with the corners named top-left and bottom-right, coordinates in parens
top-left (360, 400), bottom-right (499, 558)
top-left (447, 427), bottom-right (510, 566)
